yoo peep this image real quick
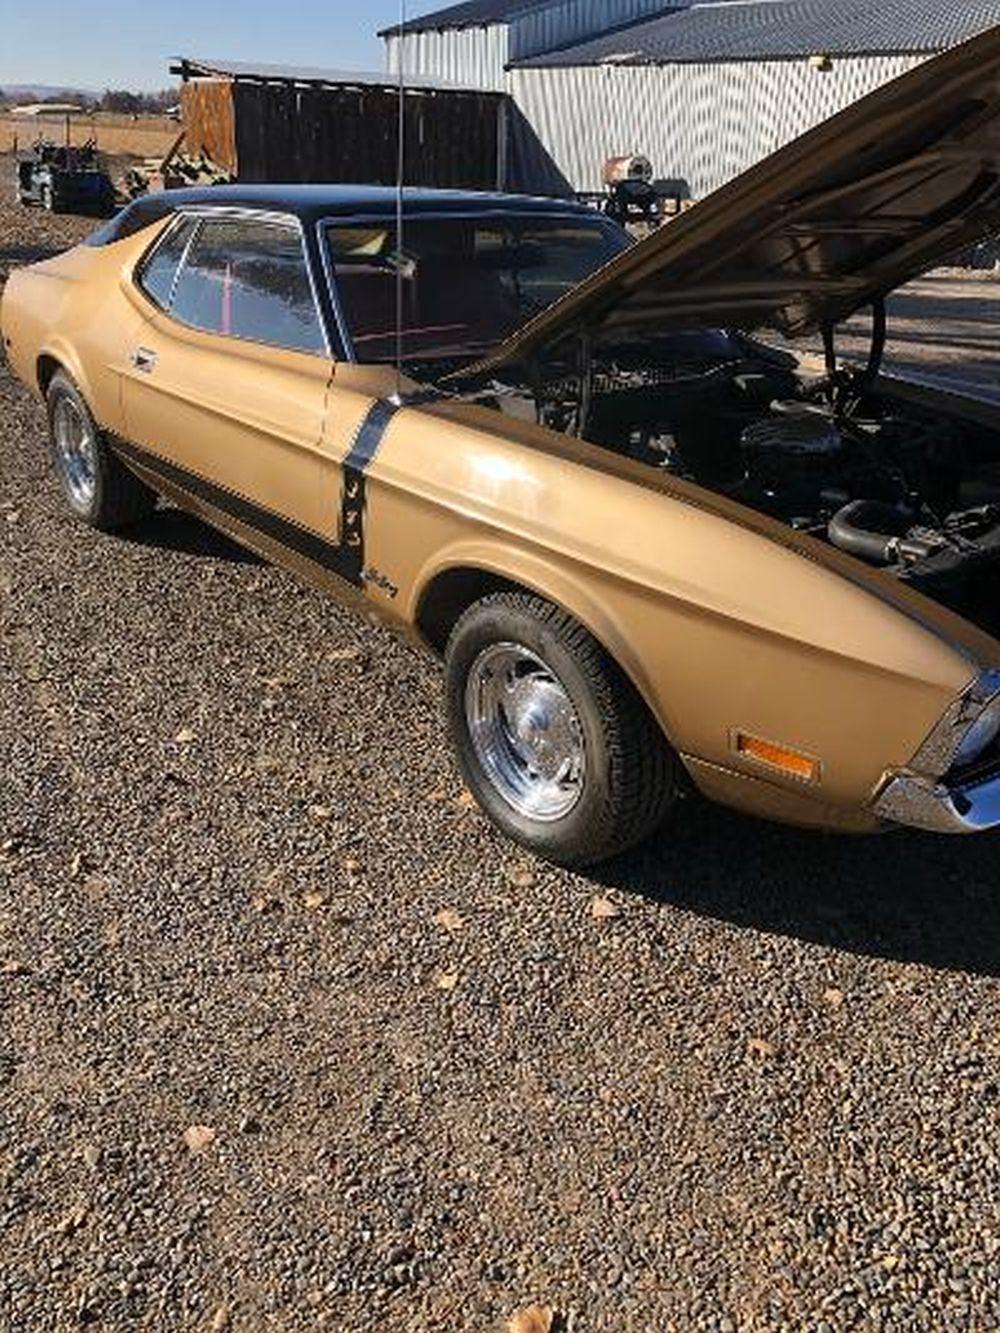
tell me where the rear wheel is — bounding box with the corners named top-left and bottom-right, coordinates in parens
top-left (46, 370), bottom-right (155, 530)
top-left (445, 591), bottom-right (679, 867)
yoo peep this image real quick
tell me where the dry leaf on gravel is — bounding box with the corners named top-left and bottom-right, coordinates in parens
top-left (507, 1305), bottom-right (556, 1333)
top-left (309, 804), bottom-right (334, 822)
top-left (823, 987), bottom-right (845, 1008)
top-left (55, 1204), bottom-right (88, 1235)
top-left (183, 1124), bottom-right (217, 1154)
top-left (210, 1303), bottom-right (232, 1330)
top-left (590, 895), bottom-right (621, 920)
top-left (327, 647), bottom-right (363, 663)
top-left (747, 1037), bottom-right (777, 1060)
top-left (434, 969), bottom-right (460, 992)
top-left (174, 727), bottom-right (197, 745)
top-left (433, 907), bottom-right (463, 933)
top-left (508, 866), bottom-right (536, 889)
top-left (302, 891), bottom-right (326, 911)
top-left (455, 788), bottom-right (478, 810)
top-left (251, 894), bottom-right (282, 915)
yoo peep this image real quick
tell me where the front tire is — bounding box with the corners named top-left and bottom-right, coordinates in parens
top-left (46, 370), bottom-right (155, 530)
top-left (445, 592), bottom-right (679, 868)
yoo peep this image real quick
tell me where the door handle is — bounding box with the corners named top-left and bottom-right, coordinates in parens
top-left (131, 347), bottom-right (157, 373)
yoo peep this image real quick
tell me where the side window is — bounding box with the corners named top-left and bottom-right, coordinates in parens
top-left (169, 217), bottom-right (325, 355)
top-left (137, 217), bottom-right (197, 310)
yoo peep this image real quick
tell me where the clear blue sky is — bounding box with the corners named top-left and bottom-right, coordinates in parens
top-left (0, 0), bottom-right (413, 91)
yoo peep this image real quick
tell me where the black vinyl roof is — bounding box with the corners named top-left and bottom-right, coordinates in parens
top-left (87, 184), bottom-right (596, 246)
top-left (513, 0), bottom-right (1000, 66)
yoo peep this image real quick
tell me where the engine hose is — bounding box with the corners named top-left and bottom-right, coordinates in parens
top-left (827, 500), bottom-right (913, 565)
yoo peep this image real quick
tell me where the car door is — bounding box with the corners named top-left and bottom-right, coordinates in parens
top-left (121, 211), bottom-right (333, 539)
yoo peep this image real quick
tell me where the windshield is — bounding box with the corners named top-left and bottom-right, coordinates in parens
top-left (325, 214), bottom-right (628, 365)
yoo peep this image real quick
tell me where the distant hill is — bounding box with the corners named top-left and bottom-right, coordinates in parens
top-left (0, 83), bottom-right (96, 101)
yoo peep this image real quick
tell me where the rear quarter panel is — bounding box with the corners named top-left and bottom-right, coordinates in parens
top-left (1, 224), bottom-right (160, 431)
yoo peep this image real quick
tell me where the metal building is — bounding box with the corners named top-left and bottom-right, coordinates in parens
top-left (382, 0), bottom-right (1000, 198)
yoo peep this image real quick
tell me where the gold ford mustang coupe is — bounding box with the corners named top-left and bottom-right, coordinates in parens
top-left (4, 29), bottom-right (1000, 866)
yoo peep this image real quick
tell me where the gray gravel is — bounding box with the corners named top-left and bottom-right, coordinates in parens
top-left (3, 179), bottom-right (1000, 1332)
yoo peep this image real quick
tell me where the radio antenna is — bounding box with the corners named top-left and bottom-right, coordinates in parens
top-left (394, 0), bottom-right (407, 402)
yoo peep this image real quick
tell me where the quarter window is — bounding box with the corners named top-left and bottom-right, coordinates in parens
top-left (138, 217), bottom-right (197, 311)
top-left (160, 217), bottom-right (325, 355)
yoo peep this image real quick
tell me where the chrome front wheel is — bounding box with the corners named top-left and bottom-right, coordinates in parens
top-left (465, 641), bottom-right (586, 822)
top-left (446, 592), bottom-right (679, 867)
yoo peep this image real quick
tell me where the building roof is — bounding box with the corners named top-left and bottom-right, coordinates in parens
top-left (379, 0), bottom-right (562, 37)
top-left (512, 0), bottom-right (1000, 66)
top-left (170, 55), bottom-right (492, 92)
top-left (379, 0), bottom-right (772, 37)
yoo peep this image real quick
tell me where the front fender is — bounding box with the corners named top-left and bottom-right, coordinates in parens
top-left (410, 538), bottom-right (672, 739)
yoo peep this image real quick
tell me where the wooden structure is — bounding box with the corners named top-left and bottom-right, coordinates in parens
top-left (172, 58), bottom-right (509, 190)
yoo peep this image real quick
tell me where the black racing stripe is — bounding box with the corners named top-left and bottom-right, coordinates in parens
top-left (336, 398), bottom-right (402, 585)
top-left (345, 398), bottom-right (401, 473)
top-left (110, 399), bottom-right (401, 590)
top-left (110, 436), bottom-right (361, 586)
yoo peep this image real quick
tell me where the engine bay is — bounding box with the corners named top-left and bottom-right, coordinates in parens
top-left (467, 326), bottom-right (1000, 636)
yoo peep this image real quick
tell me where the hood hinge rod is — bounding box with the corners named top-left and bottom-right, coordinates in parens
top-left (865, 295), bottom-right (888, 383)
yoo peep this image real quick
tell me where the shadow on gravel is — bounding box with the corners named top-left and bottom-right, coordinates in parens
top-left (121, 508), bottom-right (261, 564)
top-left (596, 797), bottom-right (1000, 976)
top-left (0, 243), bottom-right (67, 265)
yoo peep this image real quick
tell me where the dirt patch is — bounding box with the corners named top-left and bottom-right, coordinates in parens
top-left (0, 111), bottom-right (179, 160)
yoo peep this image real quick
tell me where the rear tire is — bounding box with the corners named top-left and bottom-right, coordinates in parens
top-left (445, 591), bottom-right (679, 868)
top-left (46, 370), bottom-right (155, 530)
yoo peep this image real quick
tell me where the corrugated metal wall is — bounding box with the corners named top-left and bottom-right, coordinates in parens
top-left (385, 3), bottom-right (679, 86)
top-left (384, 22), bottom-right (930, 200)
top-left (509, 54), bottom-right (929, 196)
top-left (385, 26), bottom-right (511, 91)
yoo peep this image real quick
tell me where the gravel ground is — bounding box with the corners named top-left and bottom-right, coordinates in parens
top-left (3, 184), bottom-right (1000, 1333)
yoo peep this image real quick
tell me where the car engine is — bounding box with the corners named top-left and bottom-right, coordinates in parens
top-left (723, 400), bottom-right (1000, 624)
top-left (477, 330), bottom-right (1000, 633)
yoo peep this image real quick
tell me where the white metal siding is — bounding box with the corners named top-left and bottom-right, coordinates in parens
top-left (385, 26), bottom-right (932, 199)
top-left (509, 54), bottom-right (929, 196)
top-left (385, 26), bottom-right (511, 91)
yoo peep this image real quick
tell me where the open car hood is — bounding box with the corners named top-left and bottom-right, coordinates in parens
top-left (466, 26), bottom-right (1000, 378)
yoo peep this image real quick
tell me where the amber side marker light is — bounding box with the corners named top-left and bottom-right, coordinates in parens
top-left (735, 732), bottom-right (820, 783)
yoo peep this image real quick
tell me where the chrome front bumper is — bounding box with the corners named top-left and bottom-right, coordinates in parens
top-left (875, 766), bottom-right (1000, 834)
